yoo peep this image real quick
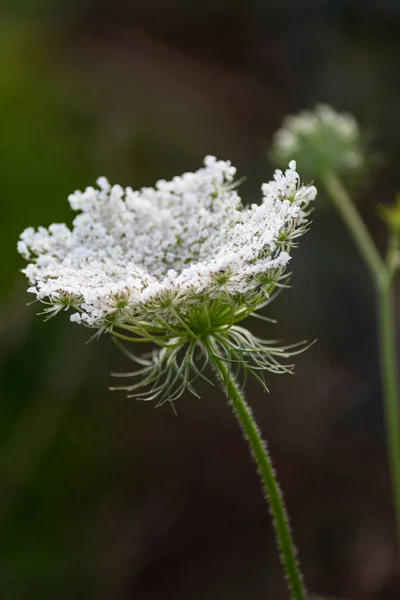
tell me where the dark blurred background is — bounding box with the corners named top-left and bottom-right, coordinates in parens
top-left (1, 1), bottom-right (400, 598)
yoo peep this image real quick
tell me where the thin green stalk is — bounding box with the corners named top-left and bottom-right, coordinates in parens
top-left (204, 336), bottom-right (307, 600)
top-left (323, 171), bottom-right (400, 544)
top-left (377, 283), bottom-right (400, 544)
top-left (322, 172), bottom-right (388, 288)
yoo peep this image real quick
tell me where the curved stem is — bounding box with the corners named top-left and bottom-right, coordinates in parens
top-left (204, 336), bottom-right (307, 600)
top-left (322, 172), bottom-right (389, 287)
top-left (323, 171), bottom-right (400, 545)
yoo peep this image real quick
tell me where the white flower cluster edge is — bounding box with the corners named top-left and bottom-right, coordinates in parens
top-left (18, 157), bottom-right (316, 333)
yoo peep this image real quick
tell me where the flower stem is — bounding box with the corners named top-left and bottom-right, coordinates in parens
top-left (322, 172), bottom-right (388, 288)
top-left (377, 282), bottom-right (400, 544)
top-left (323, 172), bottom-right (400, 545)
top-left (204, 336), bottom-right (307, 600)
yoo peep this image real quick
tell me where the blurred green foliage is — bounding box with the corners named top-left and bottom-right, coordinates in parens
top-left (0, 23), bottom-right (97, 297)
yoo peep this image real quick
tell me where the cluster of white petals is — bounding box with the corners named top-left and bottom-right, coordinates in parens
top-left (18, 157), bottom-right (316, 333)
top-left (273, 104), bottom-right (363, 175)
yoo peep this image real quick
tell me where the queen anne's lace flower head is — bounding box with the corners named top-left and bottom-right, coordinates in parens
top-left (18, 157), bottom-right (316, 403)
top-left (272, 104), bottom-right (364, 178)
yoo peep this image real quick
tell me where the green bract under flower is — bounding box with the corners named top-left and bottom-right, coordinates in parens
top-left (18, 157), bottom-right (316, 403)
top-left (272, 104), bottom-right (364, 178)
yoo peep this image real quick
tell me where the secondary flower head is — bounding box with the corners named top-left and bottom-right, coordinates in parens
top-left (18, 157), bottom-right (316, 403)
top-left (272, 104), bottom-right (364, 178)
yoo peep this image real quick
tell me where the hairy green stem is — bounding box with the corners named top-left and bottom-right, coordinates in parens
top-left (323, 172), bottom-right (400, 544)
top-left (204, 336), bottom-right (307, 600)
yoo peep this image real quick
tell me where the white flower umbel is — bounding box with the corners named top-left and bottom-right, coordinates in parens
top-left (273, 104), bottom-right (364, 178)
top-left (18, 156), bottom-right (315, 600)
top-left (19, 157), bottom-right (316, 403)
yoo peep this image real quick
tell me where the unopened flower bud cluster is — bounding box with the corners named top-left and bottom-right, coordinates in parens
top-left (273, 104), bottom-right (363, 177)
top-left (18, 157), bottom-right (316, 335)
